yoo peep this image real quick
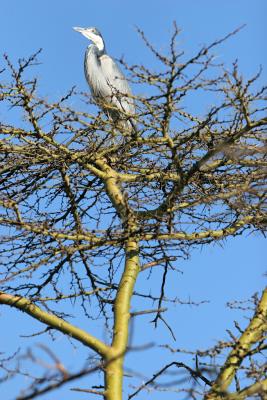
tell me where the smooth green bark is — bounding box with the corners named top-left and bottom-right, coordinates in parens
top-left (205, 288), bottom-right (267, 399)
top-left (0, 292), bottom-right (110, 357)
top-left (105, 238), bottom-right (140, 400)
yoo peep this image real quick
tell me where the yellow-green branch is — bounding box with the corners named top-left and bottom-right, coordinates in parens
top-left (227, 379), bottom-right (267, 400)
top-left (205, 287), bottom-right (267, 399)
top-left (0, 292), bottom-right (110, 357)
top-left (142, 216), bottom-right (255, 241)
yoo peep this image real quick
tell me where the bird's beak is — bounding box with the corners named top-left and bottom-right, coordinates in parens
top-left (73, 27), bottom-right (95, 43)
top-left (73, 27), bottom-right (85, 33)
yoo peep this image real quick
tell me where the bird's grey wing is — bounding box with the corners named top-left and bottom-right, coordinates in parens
top-left (84, 45), bottom-right (111, 100)
top-left (99, 55), bottom-right (135, 115)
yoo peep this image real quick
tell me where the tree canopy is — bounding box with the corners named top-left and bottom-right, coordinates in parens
top-left (0, 25), bottom-right (266, 400)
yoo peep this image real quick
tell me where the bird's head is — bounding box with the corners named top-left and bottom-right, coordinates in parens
top-left (73, 27), bottom-right (105, 52)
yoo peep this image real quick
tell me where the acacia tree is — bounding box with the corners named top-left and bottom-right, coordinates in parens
top-left (0, 25), bottom-right (266, 400)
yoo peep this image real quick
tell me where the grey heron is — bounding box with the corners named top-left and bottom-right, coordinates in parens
top-left (73, 26), bottom-right (135, 131)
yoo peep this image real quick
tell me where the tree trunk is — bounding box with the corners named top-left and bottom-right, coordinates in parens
top-left (104, 237), bottom-right (140, 399)
top-left (104, 355), bottom-right (123, 400)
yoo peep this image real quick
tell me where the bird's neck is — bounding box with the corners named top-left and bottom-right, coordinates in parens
top-left (88, 45), bottom-right (105, 60)
top-left (94, 37), bottom-right (105, 53)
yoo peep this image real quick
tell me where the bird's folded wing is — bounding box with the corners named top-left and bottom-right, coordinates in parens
top-left (99, 54), bottom-right (135, 114)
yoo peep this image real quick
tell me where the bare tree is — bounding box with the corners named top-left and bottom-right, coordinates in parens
top-left (0, 25), bottom-right (266, 400)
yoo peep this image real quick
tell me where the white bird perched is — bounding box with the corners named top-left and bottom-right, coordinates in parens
top-left (73, 26), bottom-right (135, 131)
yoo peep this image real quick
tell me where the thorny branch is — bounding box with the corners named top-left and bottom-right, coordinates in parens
top-left (0, 24), bottom-right (266, 399)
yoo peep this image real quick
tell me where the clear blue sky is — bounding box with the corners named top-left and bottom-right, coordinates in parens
top-left (0, 1), bottom-right (266, 399)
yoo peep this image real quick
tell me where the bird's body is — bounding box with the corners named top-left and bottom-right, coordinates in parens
top-left (73, 27), bottom-right (135, 128)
